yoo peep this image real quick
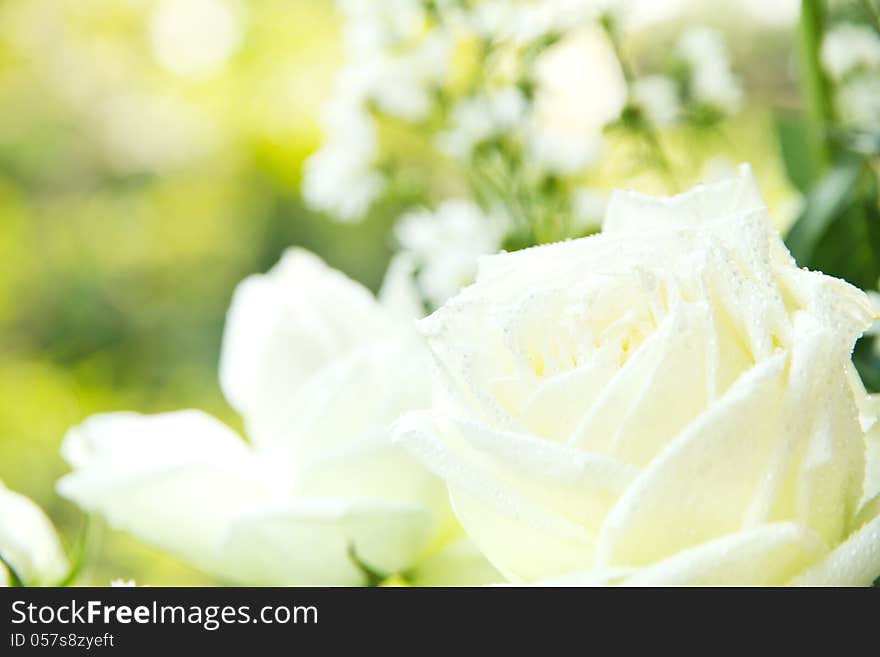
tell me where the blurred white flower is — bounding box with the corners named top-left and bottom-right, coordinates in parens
top-left (438, 87), bottom-right (528, 157)
top-left (821, 24), bottom-right (880, 81)
top-left (459, 0), bottom-right (518, 39)
top-left (334, 1), bottom-right (457, 123)
top-left (631, 75), bottom-right (680, 126)
top-left (615, 0), bottom-right (689, 30)
top-left (506, 0), bottom-right (601, 43)
top-left (527, 26), bottom-right (627, 174)
top-left (0, 481), bottom-right (68, 587)
top-left (58, 249), bottom-right (498, 586)
top-left (571, 187), bottom-right (608, 231)
top-left (738, 0), bottom-right (800, 29)
top-left (304, 4), bottom-right (460, 219)
top-left (97, 91), bottom-right (221, 174)
top-left (150, 0), bottom-right (243, 79)
top-left (110, 579), bottom-right (138, 587)
top-left (346, 29), bottom-right (452, 122)
top-left (836, 75), bottom-right (880, 131)
top-left (396, 199), bottom-right (504, 307)
top-left (303, 143), bottom-right (385, 222)
top-left (677, 27), bottom-right (742, 113)
top-left (303, 100), bottom-right (385, 222)
top-left (338, 0), bottom-right (429, 54)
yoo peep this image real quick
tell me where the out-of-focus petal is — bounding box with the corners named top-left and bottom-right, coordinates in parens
top-left (57, 410), bottom-right (274, 580)
top-left (378, 252), bottom-right (425, 321)
top-left (222, 499), bottom-right (433, 585)
top-left (0, 482), bottom-right (68, 586)
top-left (407, 537), bottom-right (502, 586)
top-left (219, 248), bottom-right (391, 447)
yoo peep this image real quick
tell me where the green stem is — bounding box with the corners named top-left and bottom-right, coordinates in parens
top-left (799, 0), bottom-right (835, 170)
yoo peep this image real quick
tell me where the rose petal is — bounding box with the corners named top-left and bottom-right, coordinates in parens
top-left (222, 499), bottom-right (433, 585)
top-left (219, 248), bottom-right (391, 447)
top-left (603, 164), bottom-right (765, 234)
top-left (595, 353), bottom-right (787, 568)
top-left (623, 522), bottom-right (827, 586)
top-left (57, 411), bottom-right (274, 579)
top-left (405, 537), bottom-right (502, 586)
top-left (570, 301), bottom-right (717, 465)
top-left (743, 312), bottom-right (865, 543)
top-left (0, 482), bottom-right (68, 586)
top-left (790, 502), bottom-right (880, 586)
top-left (275, 336), bottom-right (433, 489)
top-left (396, 410), bottom-right (637, 581)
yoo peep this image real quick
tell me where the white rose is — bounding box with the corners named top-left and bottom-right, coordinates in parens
top-left (58, 248), bottom-right (497, 586)
top-left (395, 166), bottom-right (880, 585)
top-left (0, 481), bottom-right (68, 586)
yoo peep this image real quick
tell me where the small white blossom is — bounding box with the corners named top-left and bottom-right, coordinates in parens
top-left (507, 0), bottom-right (600, 43)
top-left (677, 27), bottom-right (742, 114)
top-left (527, 27), bottom-right (627, 174)
top-left (631, 75), bottom-right (680, 126)
top-left (571, 187), bottom-right (608, 232)
top-left (459, 0), bottom-right (518, 39)
top-left (110, 579), bottom-right (138, 587)
top-left (395, 199), bottom-right (504, 307)
top-left (821, 23), bottom-right (880, 81)
top-left (438, 87), bottom-right (527, 157)
top-left (303, 145), bottom-right (385, 222)
top-left (358, 29), bottom-right (453, 122)
top-left (836, 75), bottom-right (880, 131)
top-left (303, 99), bottom-right (385, 222)
top-left (338, 0), bottom-right (428, 54)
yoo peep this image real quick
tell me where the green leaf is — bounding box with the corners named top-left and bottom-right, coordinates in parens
top-left (853, 337), bottom-right (880, 393)
top-left (785, 162), bottom-right (880, 291)
top-left (775, 112), bottom-right (821, 194)
top-left (785, 162), bottom-right (860, 268)
top-left (812, 173), bottom-right (880, 291)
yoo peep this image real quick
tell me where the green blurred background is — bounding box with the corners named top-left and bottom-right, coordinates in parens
top-left (0, 0), bottom-right (805, 584)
